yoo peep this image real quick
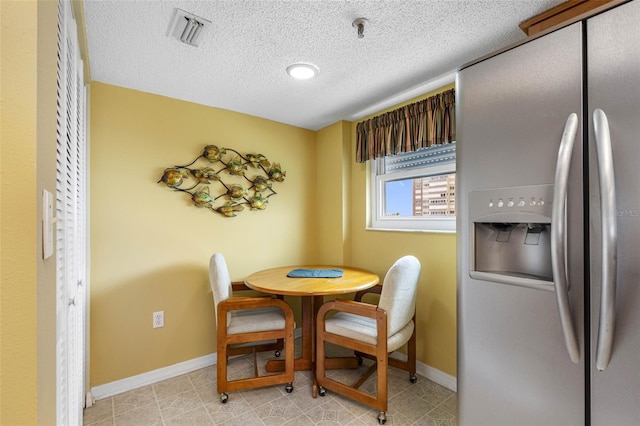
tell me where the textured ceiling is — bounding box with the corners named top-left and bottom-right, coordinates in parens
top-left (83, 0), bottom-right (565, 130)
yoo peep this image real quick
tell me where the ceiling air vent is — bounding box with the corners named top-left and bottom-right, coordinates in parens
top-left (166, 8), bottom-right (211, 47)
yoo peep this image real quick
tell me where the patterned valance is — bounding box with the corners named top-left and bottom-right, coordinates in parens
top-left (355, 88), bottom-right (455, 163)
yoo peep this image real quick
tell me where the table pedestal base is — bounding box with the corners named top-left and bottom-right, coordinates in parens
top-left (263, 296), bottom-right (359, 397)
top-left (266, 357), bottom-right (359, 373)
top-left (265, 357), bottom-right (359, 397)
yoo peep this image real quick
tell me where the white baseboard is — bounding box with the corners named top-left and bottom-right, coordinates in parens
top-left (91, 353), bottom-right (217, 400)
top-left (390, 352), bottom-right (457, 392)
top-left (91, 329), bottom-right (456, 399)
top-left (92, 329), bottom-right (304, 400)
top-left (417, 362), bottom-right (457, 392)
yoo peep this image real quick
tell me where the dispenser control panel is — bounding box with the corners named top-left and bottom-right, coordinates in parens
top-left (468, 184), bottom-right (555, 291)
top-left (469, 184), bottom-right (554, 223)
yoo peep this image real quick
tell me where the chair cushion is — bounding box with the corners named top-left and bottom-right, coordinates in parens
top-left (325, 312), bottom-right (414, 353)
top-left (227, 307), bottom-right (290, 335)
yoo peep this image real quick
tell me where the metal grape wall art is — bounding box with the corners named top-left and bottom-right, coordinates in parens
top-left (158, 145), bottom-right (285, 217)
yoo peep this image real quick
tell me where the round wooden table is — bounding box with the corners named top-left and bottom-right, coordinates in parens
top-left (245, 265), bottom-right (380, 397)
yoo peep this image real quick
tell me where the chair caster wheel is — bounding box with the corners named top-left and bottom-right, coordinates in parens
top-left (275, 350), bottom-right (281, 358)
top-left (319, 386), bottom-right (327, 397)
top-left (356, 356), bottom-right (363, 366)
top-left (285, 383), bottom-right (293, 393)
top-left (377, 411), bottom-right (387, 424)
top-left (410, 373), bottom-right (417, 383)
top-left (220, 393), bottom-right (228, 403)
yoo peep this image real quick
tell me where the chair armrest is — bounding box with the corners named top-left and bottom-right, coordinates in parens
top-left (231, 281), bottom-right (251, 292)
top-left (353, 284), bottom-right (382, 303)
top-left (318, 298), bottom-right (380, 320)
top-left (217, 296), bottom-right (294, 329)
top-left (235, 280), bottom-right (284, 300)
top-left (219, 296), bottom-right (291, 312)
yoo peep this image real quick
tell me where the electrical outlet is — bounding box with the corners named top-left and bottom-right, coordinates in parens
top-left (153, 311), bottom-right (164, 328)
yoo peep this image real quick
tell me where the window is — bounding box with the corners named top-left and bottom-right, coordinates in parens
top-left (369, 143), bottom-right (456, 232)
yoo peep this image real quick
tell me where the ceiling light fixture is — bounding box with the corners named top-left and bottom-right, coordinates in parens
top-left (286, 63), bottom-right (319, 80)
top-left (352, 17), bottom-right (368, 38)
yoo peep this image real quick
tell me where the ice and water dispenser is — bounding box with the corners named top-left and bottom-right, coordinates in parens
top-left (469, 185), bottom-right (555, 291)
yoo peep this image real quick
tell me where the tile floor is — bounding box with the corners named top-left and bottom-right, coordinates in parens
top-left (83, 341), bottom-right (457, 426)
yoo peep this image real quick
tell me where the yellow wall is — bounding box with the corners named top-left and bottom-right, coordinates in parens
top-left (89, 82), bottom-right (458, 386)
top-left (89, 83), bottom-right (317, 385)
top-left (315, 121), bottom-right (352, 264)
top-left (36, 2), bottom-right (62, 423)
top-left (1, 0), bottom-right (59, 424)
top-left (347, 84), bottom-right (458, 376)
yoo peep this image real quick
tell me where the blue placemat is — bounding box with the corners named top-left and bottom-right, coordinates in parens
top-left (287, 268), bottom-right (344, 278)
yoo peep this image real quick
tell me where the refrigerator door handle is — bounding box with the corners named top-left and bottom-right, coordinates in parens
top-left (551, 112), bottom-right (580, 363)
top-left (593, 108), bottom-right (617, 371)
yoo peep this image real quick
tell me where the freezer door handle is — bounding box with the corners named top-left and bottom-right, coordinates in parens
top-left (593, 108), bottom-right (617, 371)
top-left (551, 113), bottom-right (580, 363)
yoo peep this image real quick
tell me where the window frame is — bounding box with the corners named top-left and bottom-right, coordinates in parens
top-left (368, 145), bottom-right (456, 233)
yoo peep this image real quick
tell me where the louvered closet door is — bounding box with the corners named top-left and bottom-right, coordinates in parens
top-left (56, 1), bottom-right (87, 424)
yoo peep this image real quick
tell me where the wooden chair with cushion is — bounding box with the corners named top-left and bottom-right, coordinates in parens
top-left (316, 255), bottom-right (421, 424)
top-left (209, 253), bottom-right (295, 403)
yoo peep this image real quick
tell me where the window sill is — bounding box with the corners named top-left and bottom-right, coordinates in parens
top-left (365, 226), bottom-right (456, 235)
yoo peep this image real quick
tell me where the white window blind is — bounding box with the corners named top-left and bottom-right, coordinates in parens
top-left (381, 143), bottom-right (456, 174)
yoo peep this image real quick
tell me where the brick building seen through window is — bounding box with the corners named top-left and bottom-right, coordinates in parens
top-left (412, 174), bottom-right (456, 216)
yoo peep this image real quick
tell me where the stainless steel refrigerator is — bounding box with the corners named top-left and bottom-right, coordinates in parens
top-left (456, 1), bottom-right (640, 424)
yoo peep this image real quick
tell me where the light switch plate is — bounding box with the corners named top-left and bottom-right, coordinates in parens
top-left (43, 190), bottom-right (54, 259)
